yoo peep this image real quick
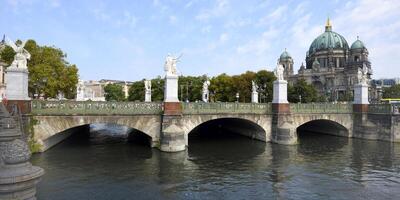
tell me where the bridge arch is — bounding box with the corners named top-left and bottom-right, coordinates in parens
top-left (32, 115), bottom-right (162, 152)
top-left (180, 114), bottom-right (271, 146)
top-left (296, 119), bottom-right (349, 137)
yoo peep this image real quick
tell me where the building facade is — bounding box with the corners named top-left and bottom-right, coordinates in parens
top-left (76, 79), bottom-right (133, 101)
top-left (280, 19), bottom-right (373, 102)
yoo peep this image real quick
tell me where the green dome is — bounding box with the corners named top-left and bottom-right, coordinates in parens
top-left (308, 25), bottom-right (349, 55)
top-left (351, 38), bottom-right (366, 49)
top-left (280, 50), bottom-right (291, 60)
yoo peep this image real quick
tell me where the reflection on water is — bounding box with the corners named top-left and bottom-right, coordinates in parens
top-left (31, 126), bottom-right (400, 200)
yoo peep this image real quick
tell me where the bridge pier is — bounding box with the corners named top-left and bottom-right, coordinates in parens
top-left (159, 102), bottom-right (186, 152)
top-left (271, 80), bottom-right (297, 145)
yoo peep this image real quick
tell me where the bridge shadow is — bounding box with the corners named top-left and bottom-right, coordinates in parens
top-left (296, 120), bottom-right (349, 153)
top-left (46, 123), bottom-right (153, 150)
top-left (188, 118), bottom-right (266, 160)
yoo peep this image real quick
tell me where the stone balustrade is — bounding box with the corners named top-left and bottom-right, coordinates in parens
top-left (290, 103), bottom-right (353, 114)
top-left (182, 102), bottom-right (272, 114)
top-left (31, 100), bottom-right (163, 115)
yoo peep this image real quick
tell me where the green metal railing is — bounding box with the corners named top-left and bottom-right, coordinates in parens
top-left (31, 100), bottom-right (163, 115)
top-left (182, 102), bottom-right (272, 114)
top-left (290, 103), bottom-right (353, 114)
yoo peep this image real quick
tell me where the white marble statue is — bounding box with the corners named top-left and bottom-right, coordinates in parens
top-left (144, 79), bottom-right (152, 102)
top-left (357, 65), bottom-right (369, 85)
top-left (164, 54), bottom-right (181, 76)
top-left (145, 80), bottom-right (151, 93)
top-left (202, 80), bottom-right (210, 102)
top-left (274, 63), bottom-right (285, 81)
top-left (6, 38), bottom-right (31, 69)
top-left (252, 81), bottom-right (258, 93)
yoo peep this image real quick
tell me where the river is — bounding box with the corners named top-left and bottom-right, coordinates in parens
top-left (31, 124), bottom-right (400, 200)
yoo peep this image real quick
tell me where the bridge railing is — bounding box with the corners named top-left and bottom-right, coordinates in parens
top-left (290, 103), bottom-right (353, 114)
top-left (182, 102), bottom-right (272, 114)
top-left (368, 104), bottom-right (400, 114)
top-left (31, 100), bottom-right (163, 115)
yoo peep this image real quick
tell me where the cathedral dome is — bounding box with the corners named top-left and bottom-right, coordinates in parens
top-left (351, 37), bottom-right (366, 49)
top-left (308, 18), bottom-right (349, 55)
top-left (280, 49), bottom-right (291, 60)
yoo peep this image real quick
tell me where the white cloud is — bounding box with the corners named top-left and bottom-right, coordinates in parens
top-left (219, 33), bottom-right (229, 43)
top-left (201, 25), bottom-right (212, 33)
top-left (152, 0), bottom-right (168, 12)
top-left (169, 15), bottom-right (177, 25)
top-left (257, 4), bottom-right (288, 26)
top-left (195, 0), bottom-right (230, 21)
top-left (236, 27), bottom-right (280, 55)
top-left (224, 18), bottom-right (252, 28)
top-left (331, 0), bottom-right (400, 78)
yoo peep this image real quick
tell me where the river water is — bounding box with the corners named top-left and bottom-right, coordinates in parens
top-left (31, 125), bottom-right (400, 200)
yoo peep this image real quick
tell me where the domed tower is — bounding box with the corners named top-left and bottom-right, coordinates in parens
top-left (306, 18), bottom-right (349, 69)
top-left (278, 49), bottom-right (294, 79)
top-left (350, 36), bottom-right (369, 62)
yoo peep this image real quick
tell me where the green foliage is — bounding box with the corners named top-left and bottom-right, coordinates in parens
top-left (254, 70), bottom-right (276, 102)
top-left (337, 89), bottom-right (353, 102)
top-left (210, 73), bottom-right (236, 102)
top-left (128, 80), bottom-right (145, 101)
top-left (383, 84), bottom-right (400, 99)
top-left (288, 79), bottom-right (320, 103)
top-left (0, 45), bottom-right (15, 64)
top-left (178, 75), bottom-right (207, 102)
top-left (28, 118), bottom-right (42, 153)
top-left (104, 84), bottom-right (125, 101)
top-left (151, 77), bottom-right (165, 101)
top-left (1, 39), bottom-right (78, 99)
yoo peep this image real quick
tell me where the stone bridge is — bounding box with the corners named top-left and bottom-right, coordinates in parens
top-left (16, 100), bottom-right (399, 153)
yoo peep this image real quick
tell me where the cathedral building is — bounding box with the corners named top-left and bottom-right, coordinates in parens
top-left (280, 18), bottom-right (373, 102)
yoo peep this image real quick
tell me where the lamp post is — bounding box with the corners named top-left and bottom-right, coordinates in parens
top-left (236, 92), bottom-right (239, 103)
top-left (299, 95), bottom-right (302, 103)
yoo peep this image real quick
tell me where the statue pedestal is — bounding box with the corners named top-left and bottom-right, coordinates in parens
top-left (272, 80), bottom-right (288, 104)
top-left (145, 91), bottom-right (151, 102)
top-left (251, 92), bottom-right (258, 103)
top-left (5, 67), bottom-right (30, 100)
top-left (164, 74), bottom-right (179, 102)
top-left (354, 83), bottom-right (369, 105)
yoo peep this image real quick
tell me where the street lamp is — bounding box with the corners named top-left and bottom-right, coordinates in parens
top-left (299, 95), bottom-right (302, 103)
top-left (236, 92), bottom-right (239, 103)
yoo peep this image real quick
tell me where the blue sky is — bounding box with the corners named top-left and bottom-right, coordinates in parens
top-left (1, 0), bottom-right (399, 81)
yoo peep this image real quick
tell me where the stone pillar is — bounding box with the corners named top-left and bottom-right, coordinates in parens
top-left (352, 83), bottom-right (373, 139)
top-left (160, 73), bottom-right (185, 152)
top-left (0, 103), bottom-right (44, 200)
top-left (271, 80), bottom-right (296, 145)
top-left (164, 74), bottom-right (179, 103)
top-left (160, 117), bottom-right (186, 152)
top-left (5, 67), bottom-right (30, 100)
top-left (251, 91), bottom-right (258, 103)
top-left (353, 83), bottom-right (369, 112)
top-left (272, 80), bottom-right (289, 112)
top-left (145, 90), bottom-right (151, 102)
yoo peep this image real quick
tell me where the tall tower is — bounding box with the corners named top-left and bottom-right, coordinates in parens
top-left (278, 49), bottom-right (294, 79)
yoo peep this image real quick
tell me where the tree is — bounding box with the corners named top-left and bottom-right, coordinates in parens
top-left (104, 84), bottom-right (125, 101)
top-left (128, 80), bottom-right (145, 101)
top-left (383, 84), bottom-right (400, 99)
top-left (1, 39), bottom-right (78, 99)
top-left (210, 73), bottom-right (235, 102)
top-left (288, 79), bottom-right (320, 103)
top-left (254, 70), bottom-right (276, 102)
